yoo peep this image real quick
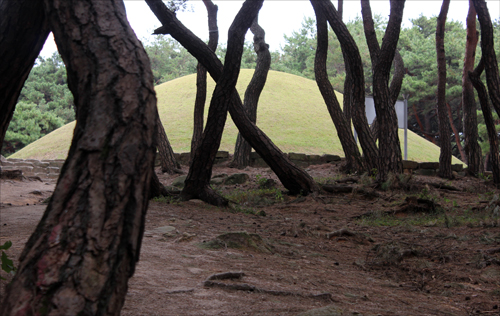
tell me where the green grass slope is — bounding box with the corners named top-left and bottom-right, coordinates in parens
top-left (12, 69), bottom-right (461, 164)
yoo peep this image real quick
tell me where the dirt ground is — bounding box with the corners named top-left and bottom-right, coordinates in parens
top-left (1, 162), bottom-right (500, 316)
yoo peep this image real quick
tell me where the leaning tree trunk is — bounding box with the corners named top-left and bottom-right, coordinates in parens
top-left (311, 0), bottom-right (378, 173)
top-left (0, 0), bottom-right (158, 314)
top-left (312, 7), bottom-right (364, 173)
top-left (436, 0), bottom-right (453, 179)
top-left (147, 0), bottom-right (318, 197)
top-left (0, 0), bottom-right (50, 147)
top-left (473, 0), bottom-right (500, 118)
top-left (156, 113), bottom-right (181, 174)
top-left (469, 59), bottom-right (500, 184)
top-left (230, 17), bottom-right (271, 169)
top-left (190, 0), bottom-right (218, 162)
top-left (462, 0), bottom-right (483, 175)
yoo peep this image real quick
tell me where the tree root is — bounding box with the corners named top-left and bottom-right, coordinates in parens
top-left (181, 185), bottom-right (229, 207)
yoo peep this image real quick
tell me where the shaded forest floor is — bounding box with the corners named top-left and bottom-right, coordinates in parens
top-left (1, 162), bottom-right (500, 315)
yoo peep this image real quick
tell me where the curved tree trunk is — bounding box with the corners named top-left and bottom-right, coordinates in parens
top-left (436, 0), bottom-right (453, 179)
top-left (230, 17), bottom-right (271, 169)
top-left (462, 0), bottom-right (483, 175)
top-left (1, 0), bottom-right (158, 314)
top-left (446, 102), bottom-right (466, 162)
top-left (147, 0), bottom-right (318, 197)
top-left (469, 59), bottom-right (500, 184)
top-left (311, 0), bottom-right (378, 173)
top-left (190, 0), bottom-right (218, 162)
top-left (0, 0), bottom-right (50, 147)
top-left (312, 7), bottom-right (364, 173)
top-left (156, 114), bottom-right (181, 173)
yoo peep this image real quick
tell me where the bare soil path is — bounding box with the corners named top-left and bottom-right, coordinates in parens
top-left (1, 164), bottom-right (500, 315)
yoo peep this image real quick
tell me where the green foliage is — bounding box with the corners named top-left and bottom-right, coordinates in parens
top-left (1, 241), bottom-right (16, 280)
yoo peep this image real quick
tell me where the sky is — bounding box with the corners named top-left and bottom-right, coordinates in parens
top-left (39, 0), bottom-right (500, 58)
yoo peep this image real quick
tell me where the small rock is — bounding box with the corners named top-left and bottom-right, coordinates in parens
top-left (172, 175), bottom-right (187, 188)
top-left (224, 173), bottom-right (250, 185)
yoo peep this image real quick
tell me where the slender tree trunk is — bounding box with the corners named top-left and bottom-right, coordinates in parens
top-left (446, 102), bottom-right (467, 162)
top-left (436, 0), bottom-right (453, 179)
top-left (230, 17), bottom-right (271, 169)
top-left (156, 113), bottom-right (181, 173)
top-left (462, 0), bottom-right (483, 175)
top-left (147, 0), bottom-right (318, 197)
top-left (0, 0), bottom-right (50, 147)
top-left (311, 0), bottom-right (378, 173)
top-left (469, 59), bottom-right (500, 184)
top-left (190, 0), bottom-right (218, 162)
top-left (312, 7), bottom-right (364, 173)
top-left (1, 0), bottom-right (158, 314)
top-left (473, 0), bottom-right (500, 118)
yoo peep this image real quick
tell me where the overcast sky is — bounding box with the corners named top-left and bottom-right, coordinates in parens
top-left (40, 0), bottom-right (500, 58)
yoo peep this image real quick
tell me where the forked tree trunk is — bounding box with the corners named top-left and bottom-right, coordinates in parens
top-left (147, 0), bottom-right (318, 197)
top-left (0, 0), bottom-right (50, 147)
top-left (446, 102), bottom-right (466, 162)
top-left (312, 8), bottom-right (364, 173)
top-left (190, 0), bottom-right (218, 162)
top-left (156, 113), bottom-right (181, 174)
top-left (310, 0), bottom-right (378, 173)
top-left (462, 0), bottom-right (483, 175)
top-left (469, 59), bottom-right (500, 184)
top-left (473, 0), bottom-right (500, 118)
top-left (230, 17), bottom-right (271, 169)
top-left (436, 0), bottom-right (453, 179)
top-left (0, 0), bottom-right (158, 314)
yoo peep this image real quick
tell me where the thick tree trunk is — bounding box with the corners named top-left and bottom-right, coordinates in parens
top-left (469, 59), bottom-right (500, 184)
top-left (0, 0), bottom-right (50, 147)
top-left (312, 8), bottom-right (364, 173)
top-left (436, 0), bottom-right (453, 179)
top-left (462, 0), bottom-right (483, 175)
top-left (156, 114), bottom-right (181, 173)
top-left (311, 0), bottom-right (378, 173)
top-left (446, 102), bottom-right (467, 162)
top-left (190, 0), bottom-right (218, 162)
top-left (230, 17), bottom-right (271, 169)
top-left (473, 0), bottom-right (500, 118)
top-left (0, 0), bottom-right (158, 314)
top-left (147, 0), bottom-right (318, 197)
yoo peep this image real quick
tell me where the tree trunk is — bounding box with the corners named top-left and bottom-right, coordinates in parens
top-left (311, 0), bottom-right (378, 173)
top-left (462, 0), bottom-right (483, 175)
top-left (190, 0), bottom-right (218, 162)
top-left (147, 0), bottom-right (318, 197)
top-left (312, 7), bottom-right (364, 173)
top-left (446, 102), bottom-right (467, 162)
top-left (436, 0), bottom-right (453, 179)
top-left (156, 113), bottom-right (181, 173)
top-left (0, 0), bottom-right (158, 314)
top-left (473, 0), bottom-right (500, 119)
top-left (469, 59), bottom-right (500, 184)
top-left (0, 0), bottom-right (50, 147)
top-left (230, 17), bottom-right (271, 169)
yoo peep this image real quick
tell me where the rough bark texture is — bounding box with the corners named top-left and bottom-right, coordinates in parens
top-left (147, 0), bottom-right (318, 196)
top-left (462, 0), bottom-right (483, 175)
top-left (469, 60), bottom-right (500, 184)
top-left (436, 0), bottom-right (453, 179)
top-left (473, 0), bottom-right (500, 119)
top-left (0, 0), bottom-right (158, 314)
top-left (446, 102), bottom-right (467, 162)
top-left (156, 114), bottom-right (181, 174)
top-left (311, 0), bottom-right (378, 173)
top-left (230, 17), bottom-right (271, 169)
top-left (312, 8), bottom-right (364, 173)
top-left (0, 0), bottom-right (50, 147)
top-left (180, 0), bottom-right (264, 206)
top-left (190, 0), bottom-right (218, 162)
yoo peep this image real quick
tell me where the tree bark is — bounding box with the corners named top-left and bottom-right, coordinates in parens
top-left (0, 0), bottom-right (158, 314)
top-left (446, 102), bottom-right (466, 162)
top-left (462, 0), bottom-right (483, 175)
top-left (469, 59), bottom-right (500, 184)
top-left (312, 7), bottom-right (364, 173)
top-left (156, 113), bottom-right (181, 173)
top-left (230, 17), bottom-right (271, 169)
top-left (147, 0), bottom-right (318, 197)
top-left (473, 0), bottom-right (500, 119)
top-left (310, 0), bottom-right (378, 173)
top-left (190, 0), bottom-right (218, 162)
top-left (436, 0), bottom-right (453, 179)
top-left (0, 0), bottom-right (50, 147)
